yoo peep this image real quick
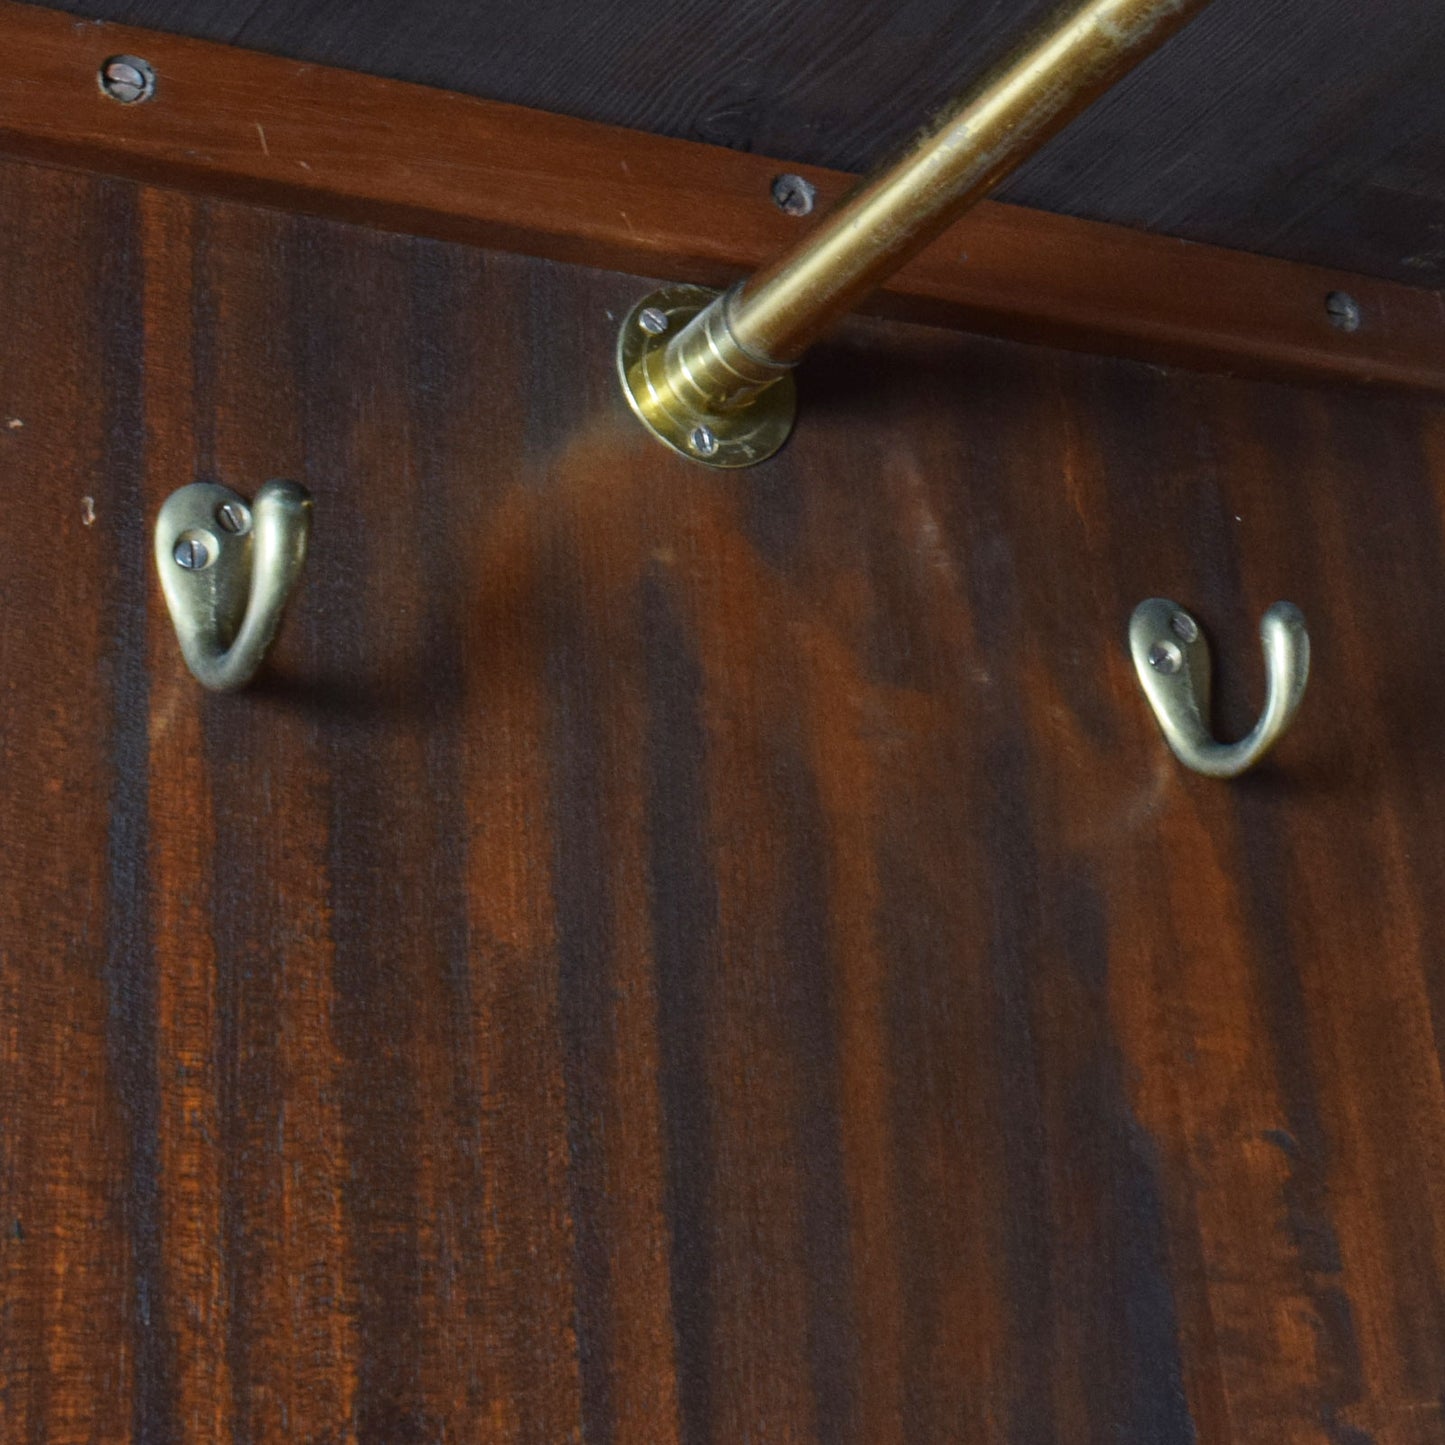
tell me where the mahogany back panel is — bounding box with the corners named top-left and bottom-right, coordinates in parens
top-left (4, 155), bottom-right (1445, 1444)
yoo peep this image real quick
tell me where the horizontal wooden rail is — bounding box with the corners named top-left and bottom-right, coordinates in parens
top-left (1, 0), bottom-right (1442, 394)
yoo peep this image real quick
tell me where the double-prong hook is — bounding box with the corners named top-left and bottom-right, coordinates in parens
top-left (155, 479), bottom-right (312, 691)
top-left (1130, 598), bottom-right (1310, 778)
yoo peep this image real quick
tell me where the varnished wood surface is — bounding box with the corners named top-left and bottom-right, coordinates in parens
top-left (30, 0), bottom-right (1445, 291)
top-left (2, 3), bottom-right (1444, 400)
top-left (5, 154), bottom-right (1445, 1442)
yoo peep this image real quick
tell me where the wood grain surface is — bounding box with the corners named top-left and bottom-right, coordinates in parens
top-left (5, 153), bottom-right (1445, 1443)
top-left (29, 0), bottom-right (1445, 291)
top-left (2, 2), bottom-right (1444, 401)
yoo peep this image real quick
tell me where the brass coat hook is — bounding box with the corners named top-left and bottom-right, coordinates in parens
top-left (155, 479), bottom-right (312, 691)
top-left (1130, 598), bottom-right (1310, 779)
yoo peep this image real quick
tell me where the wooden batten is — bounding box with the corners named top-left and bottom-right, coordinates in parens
top-left (0, 0), bottom-right (1441, 394)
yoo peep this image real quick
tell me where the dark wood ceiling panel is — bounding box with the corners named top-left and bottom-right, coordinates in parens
top-left (34, 0), bottom-right (1445, 287)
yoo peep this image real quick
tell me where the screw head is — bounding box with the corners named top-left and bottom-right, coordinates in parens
top-left (771, 173), bottom-right (818, 218)
top-left (638, 307), bottom-right (669, 336)
top-left (1325, 290), bottom-right (1362, 333)
top-left (1148, 641), bottom-right (1184, 676)
top-left (99, 55), bottom-right (156, 104)
top-left (173, 535), bottom-right (210, 570)
top-left (1170, 612), bottom-right (1199, 644)
top-left (216, 501), bottom-right (251, 534)
top-left (689, 426), bottom-right (719, 458)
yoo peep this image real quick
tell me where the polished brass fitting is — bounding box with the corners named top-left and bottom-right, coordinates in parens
top-left (618, 283), bottom-right (796, 469)
top-left (619, 0), bottom-right (1218, 467)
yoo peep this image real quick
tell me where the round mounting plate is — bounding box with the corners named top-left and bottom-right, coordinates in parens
top-left (616, 284), bottom-right (796, 469)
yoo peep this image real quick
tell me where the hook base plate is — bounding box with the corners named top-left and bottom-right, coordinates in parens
top-left (1130, 597), bottom-right (1309, 779)
top-left (156, 479), bottom-right (311, 692)
top-left (156, 482), bottom-right (257, 655)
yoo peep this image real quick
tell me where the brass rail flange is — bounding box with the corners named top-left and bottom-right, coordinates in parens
top-left (617, 0), bottom-right (1219, 468)
top-left (618, 284), bottom-right (796, 469)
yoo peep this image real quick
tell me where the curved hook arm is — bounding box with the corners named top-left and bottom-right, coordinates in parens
top-left (1130, 598), bottom-right (1309, 779)
top-left (155, 479), bottom-right (312, 692)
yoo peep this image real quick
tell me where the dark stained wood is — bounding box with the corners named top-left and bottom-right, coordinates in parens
top-left (6, 151), bottom-right (1445, 1442)
top-left (28, 0), bottom-right (1445, 291)
top-left (2, 2), bottom-right (1444, 400)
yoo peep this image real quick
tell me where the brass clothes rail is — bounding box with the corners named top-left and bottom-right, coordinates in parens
top-left (618, 0), bottom-right (1220, 468)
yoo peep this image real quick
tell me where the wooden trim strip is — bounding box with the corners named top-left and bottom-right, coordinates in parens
top-left (1, 0), bottom-right (1442, 394)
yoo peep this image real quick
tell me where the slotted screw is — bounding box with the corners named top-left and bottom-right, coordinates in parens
top-left (1325, 291), bottom-right (1362, 333)
top-left (216, 501), bottom-right (249, 534)
top-left (174, 537), bottom-right (209, 570)
top-left (99, 56), bottom-right (155, 104)
top-left (771, 174), bottom-right (817, 217)
top-left (1148, 641), bottom-right (1183, 675)
top-left (1170, 612), bottom-right (1199, 644)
